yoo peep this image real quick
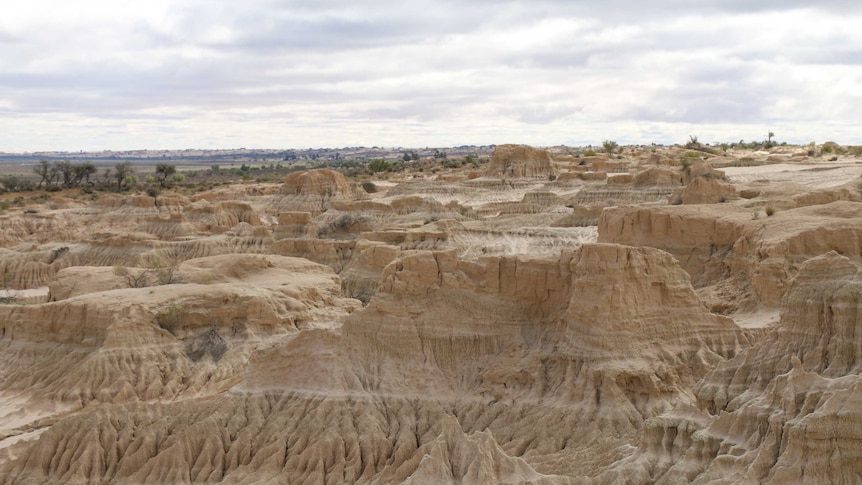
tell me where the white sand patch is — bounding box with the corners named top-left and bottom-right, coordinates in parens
top-left (733, 309), bottom-right (781, 329)
top-left (12, 287), bottom-right (49, 299)
top-left (0, 428), bottom-right (47, 462)
top-left (450, 227), bottom-right (598, 259)
top-left (723, 162), bottom-right (862, 188)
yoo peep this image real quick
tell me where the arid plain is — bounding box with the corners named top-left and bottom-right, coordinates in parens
top-left (1, 142), bottom-right (862, 483)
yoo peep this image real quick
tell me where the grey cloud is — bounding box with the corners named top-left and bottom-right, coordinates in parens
top-left (512, 104), bottom-right (581, 124)
top-left (3, 0), bottom-right (862, 150)
top-left (0, 31), bottom-right (18, 43)
top-left (791, 49), bottom-right (862, 65)
top-left (158, 1), bottom-right (478, 54)
top-left (475, 0), bottom-right (862, 17)
top-left (627, 94), bottom-right (765, 124)
top-left (617, 61), bottom-right (779, 124)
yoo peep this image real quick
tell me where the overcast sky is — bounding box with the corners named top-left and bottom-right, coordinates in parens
top-left (1, 1), bottom-right (861, 151)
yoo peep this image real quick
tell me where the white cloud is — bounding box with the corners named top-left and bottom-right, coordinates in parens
top-left (1, 1), bottom-right (861, 150)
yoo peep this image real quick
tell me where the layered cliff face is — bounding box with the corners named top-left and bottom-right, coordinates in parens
top-left (486, 144), bottom-right (558, 179)
top-left (336, 244), bottom-right (747, 408)
top-left (607, 252), bottom-right (862, 484)
top-left (275, 168), bottom-right (366, 214)
top-left (0, 244), bottom-right (748, 483)
top-left (599, 200), bottom-right (862, 312)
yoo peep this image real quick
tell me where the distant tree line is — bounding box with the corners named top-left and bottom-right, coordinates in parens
top-left (0, 160), bottom-right (148, 194)
top-left (33, 160), bottom-right (98, 189)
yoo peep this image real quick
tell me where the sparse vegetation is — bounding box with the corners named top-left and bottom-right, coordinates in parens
top-left (185, 322), bottom-right (227, 362)
top-left (30, 160), bottom-right (96, 190)
top-left (155, 163), bottom-right (177, 187)
top-left (319, 214), bottom-right (365, 238)
top-left (765, 203), bottom-right (776, 217)
top-left (441, 158), bottom-right (462, 169)
top-left (114, 265), bottom-right (152, 288)
top-left (114, 162), bottom-right (134, 191)
top-left (0, 175), bottom-right (35, 193)
top-left (368, 159), bottom-right (392, 173)
top-left (602, 140), bottom-right (619, 154)
top-left (156, 302), bottom-right (189, 335)
top-left (114, 256), bottom-right (181, 288)
top-left (0, 273), bottom-right (19, 304)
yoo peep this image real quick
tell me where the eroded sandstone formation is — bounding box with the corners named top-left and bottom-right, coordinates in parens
top-left (1, 147), bottom-right (862, 483)
top-left (605, 252), bottom-right (862, 483)
top-left (0, 244), bottom-right (748, 483)
top-left (486, 144), bottom-right (558, 179)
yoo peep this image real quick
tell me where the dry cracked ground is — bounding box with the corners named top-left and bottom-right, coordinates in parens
top-left (2, 143), bottom-right (862, 483)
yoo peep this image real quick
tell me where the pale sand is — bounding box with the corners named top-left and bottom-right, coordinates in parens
top-left (723, 162), bottom-right (862, 188)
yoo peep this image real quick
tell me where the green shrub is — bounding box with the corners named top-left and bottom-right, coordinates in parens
top-left (368, 159), bottom-right (392, 173)
top-left (583, 149), bottom-right (597, 157)
top-left (156, 303), bottom-right (188, 335)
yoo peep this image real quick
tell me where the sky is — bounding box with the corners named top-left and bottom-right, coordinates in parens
top-left (1, 1), bottom-right (861, 151)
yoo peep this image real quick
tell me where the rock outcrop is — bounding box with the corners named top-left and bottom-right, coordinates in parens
top-left (0, 254), bottom-right (359, 405)
top-left (607, 252), bottom-right (862, 483)
top-left (599, 201), bottom-right (862, 311)
top-left (486, 144), bottom-right (558, 179)
top-left (0, 244), bottom-right (748, 483)
top-left (277, 168), bottom-right (365, 214)
top-left (670, 177), bottom-right (737, 205)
